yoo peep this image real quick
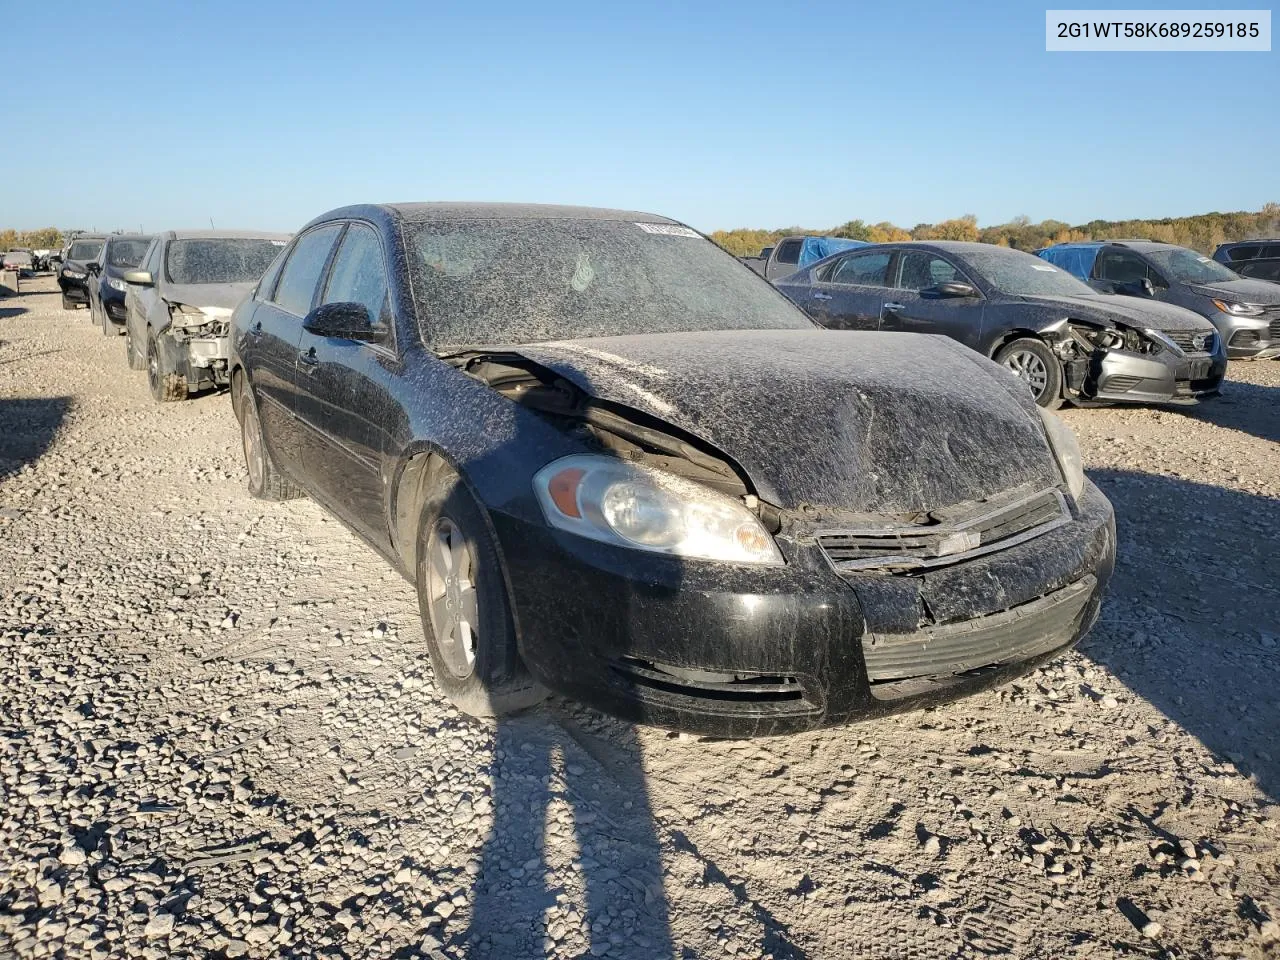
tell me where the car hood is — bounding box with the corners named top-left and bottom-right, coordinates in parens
top-left (1188, 278), bottom-right (1280, 305)
top-left (162, 281), bottom-right (254, 311)
top-left (505, 329), bottom-right (1060, 515)
top-left (1017, 294), bottom-right (1213, 331)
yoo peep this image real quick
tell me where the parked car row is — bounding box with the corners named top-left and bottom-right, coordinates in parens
top-left (59, 204), bottom-right (1280, 735)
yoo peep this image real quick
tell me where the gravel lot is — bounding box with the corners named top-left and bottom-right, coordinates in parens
top-left (1, 276), bottom-right (1277, 959)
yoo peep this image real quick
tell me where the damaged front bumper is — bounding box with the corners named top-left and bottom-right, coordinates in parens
top-left (496, 481), bottom-right (1116, 737)
top-left (168, 320), bottom-right (232, 391)
top-left (1087, 348), bottom-right (1225, 404)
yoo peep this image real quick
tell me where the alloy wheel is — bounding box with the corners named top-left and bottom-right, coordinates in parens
top-left (426, 517), bottom-right (479, 678)
top-left (1004, 349), bottom-right (1049, 397)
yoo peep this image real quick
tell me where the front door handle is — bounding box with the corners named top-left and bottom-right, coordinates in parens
top-left (883, 302), bottom-right (906, 313)
top-left (811, 291), bottom-right (833, 301)
top-left (298, 347), bottom-right (319, 367)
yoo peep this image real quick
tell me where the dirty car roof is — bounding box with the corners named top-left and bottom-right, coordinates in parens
top-left (160, 230), bottom-right (294, 241)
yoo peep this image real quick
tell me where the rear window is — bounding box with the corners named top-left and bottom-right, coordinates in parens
top-left (165, 238), bottom-right (287, 285)
top-left (106, 238), bottom-right (152, 269)
top-left (1036, 246), bottom-right (1099, 281)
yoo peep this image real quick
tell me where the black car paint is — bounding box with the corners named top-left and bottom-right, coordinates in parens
top-left (90, 234), bottom-right (153, 328)
top-left (230, 205), bottom-right (1115, 735)
top-left (1213, 239), bottom-right (1280, 283)
top-left (57, 235), bottom-right (106, 306)
top-left (775, 241), bottom-right (1227, 405)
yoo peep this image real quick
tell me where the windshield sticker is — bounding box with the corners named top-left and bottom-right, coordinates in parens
top-left (1031, 264), bottom-right (1057, 271)
top-left (636, 222), bottom-right (700, 238)
top-left (270, 240), bottom-right (287, 246)
top-left (1197, 256), bottom-right (1212, 262)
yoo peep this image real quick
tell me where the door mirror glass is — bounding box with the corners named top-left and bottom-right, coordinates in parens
top-left (121, 270), bottom-right (153, 286)
top-left (303, 301), bottom-right (384, 342)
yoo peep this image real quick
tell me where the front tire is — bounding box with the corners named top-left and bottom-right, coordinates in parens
top-left (995, 337), bottom-right (1063, 410)
top-left (235, 374), bottom-right (302, 501)
top-left (415, 462), bottom-right (546, 719)
top-left (147, 329), bottom-right (188, 402)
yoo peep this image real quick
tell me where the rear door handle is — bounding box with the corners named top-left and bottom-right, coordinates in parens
top-left (298, 347), bottom-right (318, 367)
top-left (812, 291), bottom-right (833, 301)
top-left (883, 302), bottom-right (906, 312)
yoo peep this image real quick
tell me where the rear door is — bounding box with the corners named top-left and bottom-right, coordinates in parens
top-left (293, 222), bottom-right (400, 551)
top-left (248, 223), bottom-right (345, 482)
top-left (880, 250), bottom-right (986, 349)
top-left (766, 238), bottom-right (803, 281)
top-left (805, 249), bottom-right (894, 329)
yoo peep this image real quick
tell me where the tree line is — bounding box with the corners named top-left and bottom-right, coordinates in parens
top-left (0, 227), bottom-right (64, 250)
top-left (710, 204), bottom-right (1280, 257)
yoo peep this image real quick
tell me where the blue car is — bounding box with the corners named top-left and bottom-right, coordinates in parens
top-left (1037, 240), bottom-right (1280, 359)
top-left (89, 234), bottom-right (153, 336)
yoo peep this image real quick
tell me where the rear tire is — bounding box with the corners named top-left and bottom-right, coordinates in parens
top-left (147, 329), bottom-right (188, 402)
top-left (415, 461), bottom-right (546, 719)
top-left (995, 337), bottom-right (1063, 410)
top-left (235, 374), bottom-right (302, 501)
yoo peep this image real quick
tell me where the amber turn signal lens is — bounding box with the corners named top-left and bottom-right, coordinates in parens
top-left (547, 468), bottom-right (586, 518)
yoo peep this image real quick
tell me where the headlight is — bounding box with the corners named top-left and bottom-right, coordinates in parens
top-left (106, 277), bottom-right (127, 292)
top-left (534, 454), bottom-right (783, 565)
top-left (1142, 328), bottom-right (1182, 354)
top-left (1038, 408), bottom-right (1085, 501)
top-left (63, 269), bottom-right (86, 280)
top-left (1211, 299), bottom-right (1264, 317)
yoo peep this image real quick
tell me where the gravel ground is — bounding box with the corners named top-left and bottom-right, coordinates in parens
top-left (1, 276), bottom-right (1277, 960)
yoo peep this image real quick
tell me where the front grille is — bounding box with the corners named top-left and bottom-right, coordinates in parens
top-left (609, 657), bottom-right (818, 715)
top-left (1231, 330), bottom-right (1261, 347)
top-left (1163, 330), bottom-right (1215, 354)
top-left (817, 488), bottom-right (1069, 575)
top-left (863, 575), bottom-right (1096, 700)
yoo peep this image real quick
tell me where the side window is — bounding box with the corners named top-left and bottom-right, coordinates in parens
top-left (322, 224), bottom-right (390, 330)
top-left (1242, 261), bottom-right (1280, 281)
top-left (774, 239), bottom-right (802, 265)
top-left (829, 251), bottom-right (892, 287)
top-left (1096, 249), bottom-right (1150, 284)
top-left (143, 240), bottom-right (163, 276)
top-left (271, 224), bottom-right (343, 317)
top-left (1260, 244), bottom-right (1280, 259)
top-left (896, 252), bottom-right (964, 291)
top-left (1229, 244), bottom-right (1261, 261)
top-left (255, 246), bottom-right (289, 301)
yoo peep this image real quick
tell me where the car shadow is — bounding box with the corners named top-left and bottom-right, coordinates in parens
top-left (0, 306), bottom-right (27, 319)
top-left (463, 707), bottom-right (675, 958)
top-left (1082, 468), bottom-right (1280, 799)
top-left (0, 397), bottom-right (71, 480)
top-left (1170, 377), bottom-right (1280, 444)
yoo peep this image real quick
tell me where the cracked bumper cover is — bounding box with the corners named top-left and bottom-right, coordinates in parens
top-left (495, 481), bottom-right (1116, 736)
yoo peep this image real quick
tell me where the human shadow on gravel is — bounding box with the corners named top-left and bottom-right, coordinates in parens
top-left (1168, 378), bottom-right (1280, 445)
top-left (463, 709), bottom-right (675, 958)
top-left (0, 397), bottom-right (70, 480)
top-left (1083, 468), bottom-right (1280, 800)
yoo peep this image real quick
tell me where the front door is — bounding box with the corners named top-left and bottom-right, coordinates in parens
top-left (293, 223), bottom-right (400, 552)
top-left (879, 250), bottom-right (986, 350)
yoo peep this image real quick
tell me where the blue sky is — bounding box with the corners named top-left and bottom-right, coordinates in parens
top-left (13, 0), bottom-right (1277, 233)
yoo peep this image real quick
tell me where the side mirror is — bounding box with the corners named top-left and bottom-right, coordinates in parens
top-left (88, 262), bottom-right (101, 275)
top-left (1140, 277), bottom-right (1155, 297)
top-left (1114, 278), bottom-right (1153, 298)
top-left (302, 301), bottom-right (384, 342)
top-left (122, 270), bottom-right (153, 286)
top-left (930, 281), bottom-right (978, 298)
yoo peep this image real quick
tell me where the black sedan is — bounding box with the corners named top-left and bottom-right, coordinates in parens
top-left (775, 241), bottom-right (1226, 409)
top-left (229, 204), bottom-right (1116, 737)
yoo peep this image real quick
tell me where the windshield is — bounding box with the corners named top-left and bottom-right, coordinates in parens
top-left (106, 238), bottom-right (152, 269)
top-left (405, 218), bottom-right (812, 346)
top-left (68, 241), bottom-right (103, 262)
top-left (165, 238), bottom-right (285, 285)
top-left (962, 247), bottom-right (1098, 297)
top-left (1143, 246), bottom-right (1239, 284)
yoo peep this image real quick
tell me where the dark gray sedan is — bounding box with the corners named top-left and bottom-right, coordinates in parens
top-left (775, 241), bottom-right (1226, 409)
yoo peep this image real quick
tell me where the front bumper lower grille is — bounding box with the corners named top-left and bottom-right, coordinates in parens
top-left (863, 575), bottom-right (1096, 699)
top-left (609, 657), bottom-right (819, 716)
top-left (816, 488), bottom-right (1070, 575)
